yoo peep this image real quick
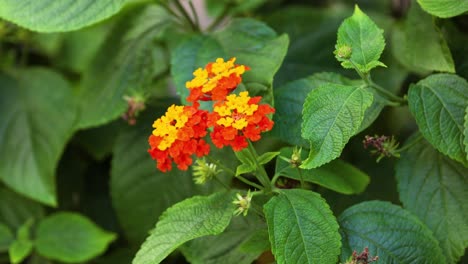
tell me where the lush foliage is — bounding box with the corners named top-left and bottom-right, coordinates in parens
top-left (0, 0), bottom-right (467, 263)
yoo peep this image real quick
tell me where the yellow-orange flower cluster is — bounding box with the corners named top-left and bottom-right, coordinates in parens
top-left (148, 57), bottom-right (274, 172)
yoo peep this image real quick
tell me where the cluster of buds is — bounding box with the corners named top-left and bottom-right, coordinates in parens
top-left (148, 58), bottom-right (275, 172)
top-left (363, 135), bottom-right (400, 162)
top-left (345, 247), bottom-right (379, 264)
top-left (192, 158), bottom-right (221, 184)
top-left (233, 190), bottom-right (253, 216)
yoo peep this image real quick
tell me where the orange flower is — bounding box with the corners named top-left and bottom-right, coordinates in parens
top-left (148, 104), bottom-right (210, 172)
top-left (186, 57), bottom-right (249, 102)
top-left (208, 91), bottom-right (275, 151)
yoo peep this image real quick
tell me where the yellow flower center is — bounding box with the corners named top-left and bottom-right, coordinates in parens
top-left (214, 92), bottom-right (258, 130)
top-left (152, 105), bottom-right (191, 150)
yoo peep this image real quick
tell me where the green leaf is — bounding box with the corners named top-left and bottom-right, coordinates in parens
top-left (180, 215), bottom-right (266, 264)
top-left (132, 191), bottom-right (236, 264)
top-left (171, 18), bottom-right (289, 105)
top-left (239, 228), bottom-right (270, 254)
top-left (395, 137), bottom-right (468, 263)
top-left (111, 104), bottom-right (199, 244)
top-left (336, 5), bottom-right (386, 73)
top-left (0, 0), bottom-right (126, 32)
top-left (9, 239), bottom-right (33, 264)
top-left (0, 68), bottom-right (77, 206)
top-left (301, 84), bottom-right (373, 168)
top-left (78, 5), bottom-right (171, 129)
top-left (392, 3), bottom-right (455, 74)
top-left (0, 223), bottom-right (13, 252)
top-left (408, 73), bottom-right (468, 166)
top-left (276, 148), bottom-right (370, 194)
top-left (257, 152), bottom-right (280, 165)
top-left (264, 189), bottom-right (341, 264)
top-left (417, 0), bottom-right (468, 18)
top-left (236, 164), bottom-right (254, 176)
top-left (0, 187), bottom-right (44, 230)
top-left (465, 106), bottom-right (468, 160)
top-left (339, 201), bottom-right (446, 263)
top-left (234, 149), bottom-right (255, 167)
top-left (35, 212), bottom-right (116, 263)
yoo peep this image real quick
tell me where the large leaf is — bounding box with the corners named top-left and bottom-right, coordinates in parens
top-left (0, 223), bottom-right (13, 252)
top-left (132, 191), bottom-right (236, 264)
top-left (0, 187), bottom-right (44, 231)
top-left (417, 0), bottom-right (468, 18)
top-left (339, 201), bottom-right (445, 263)
top-left (171, 18), bottom-right (289, 105)
top-left (395, 137), bottom-right (468, 263)
top-left (392, 2), bottom-right (455, 74)
top-left (0, 0), bottom-right (126, 32)
top-left (0, 68), bottom-right (77, 206)
top-left (78, 5), bottom-right (171, 128)
top-left (35, 212), bottom-right (116, 263)
top-left (276, 147), bottom-right (370, 194)
top-left (301, 84), bottom-right (373, 168)
top-left (408, 73), bottom-right (468, 166)
top-left (336, 5), bottom-right (386, 73)
top-left (180, 215), bottom-right (266, 264)
top-left (264, 189), bottom-right (340, 263)
top-left (111, 105), bottom-right (198, 244)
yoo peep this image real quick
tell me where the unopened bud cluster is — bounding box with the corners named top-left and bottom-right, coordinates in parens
top-left (363, 135), bottom-right (400, 162)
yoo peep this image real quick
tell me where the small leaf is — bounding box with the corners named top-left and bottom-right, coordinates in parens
top-left (392, 3), bottom-right (455, 74)
top-left (264, 189), bottom-right (341, 264)
top-left (258, 152), bottom-right (280, 165)
top-left (0, 69), bottom-right (77, 206)
top-left (35, 212), bottom-right (116, 263)
top-left (9, 239), bottom-right (33, 264)
top-left (464, 106), bottom-right (468, 160)
top-left (301, 84), bottom-right (373, 168)
top-left (235, 149), bottom-right (255, 167)
top-left (417, 0), bottom-right (468, 18)
top-left (0, 223), bottom-right (13, 252)
top-left (336, 5), bottom-right (386, 73)
top-left (339, 201), bottom-right (445, 263)
top-left (276, 148), bottom-right (370, 194)
top-left (396, 137), bottom-right (468, 263)
top-left (236, 164), bottom-right (254, 176)
top-left (0, 0), bottom-right (126, 32)
top-left (132, 192), bottom-right (236, 264)
top-left (408, 73), bottom-right (468, 166)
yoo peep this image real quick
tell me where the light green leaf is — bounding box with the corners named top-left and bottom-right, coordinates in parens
top-left (78, 5), bottom-right (171, 128)
top-left (235, 149), bottom-right (255, 167)
top-left (465, 106), bottom-right (468, 160)
top-left (0, 0), bottom-right (126, 32)
top-left (392, 3), bottom-right (455, 74)
top-left (0, 223), bottom-right (13, 252)
top-left (301, 84), bottom-right (373, 168)
top-left (0, 187), bottom-right (44, 231)
top-left (35, 212), bottom-right (116, 263)
top-left (276, 148), bottom-right (370, 194)
top-left (417, 0), bottom-right (468, 18)
top-left (132, 191), bottom-right (236, 264)
top-left (408, 73), bottom-right (468, 166)
top-left (339, 201), bottom-right (445, 263)
top-left (336, 5), bottom-right (386, 73)
top-left (236, 164), bottom-right (254, 176)
top-left (0, 68), bottom-right (77, 206)
top-left (111, 104), bottom-right (199, 244)
top-left (396, 137), bottom-right (468, 263)
top-left (180, 215), bottom-right (266, 264)
top-left (9, 239), bottom-right (33, 264)
top-left (264, 189), bottom-right (341, 264)
top-left (171, 18), bottom-right (289, 105)
top-left (258, 152), bottom-right (280, 165)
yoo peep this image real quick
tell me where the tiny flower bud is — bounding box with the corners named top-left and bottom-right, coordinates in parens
top-left (122, 95), bottom-right (146, 125)
top-left (363, 135), bottom-right (400, 162)
top-left (290, 147), bottom-right (302, 167)
top-left (334, 44), bottom-right (352, 59)
top-left (192, 158), bottom-right (221, 184)
top-left (233, 190), bottom-right (253, 216)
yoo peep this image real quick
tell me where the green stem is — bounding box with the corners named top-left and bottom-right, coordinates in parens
top-left (187, 0), bottom-right (200, 30)
top-left (247, 141), bottom-right (272, 192)
top-left (207, 3), bottom-right (233, 31)
top-left (213, 175), bottom-right (230, 190)
top-left (396, 133), bottom-right (424, 153)
top-left (174, 0), bottom-right (198, 31)
top-left (296, 167), bottom-right (305, 189)
top-left (206, 155), bottom-right (264, 190)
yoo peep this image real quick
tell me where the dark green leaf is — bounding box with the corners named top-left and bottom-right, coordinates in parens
top-left (276, 148), bottom-right (370, 194)
top-left (78, 5), bottom-right (171, 128)
top-left (0, 69), bottom-right (77, 206)
top-left (171, 18), bottom-right (289, 105)
top-left (336, 5), bottom-right (386, 73)
top-left (132, 191), bottom-right (236, 264)
top-left (0, 187), bottom-right (44, 231)
top-left (465, 106), bottom-right (468, 160)
top-left (9, 239), bottom-right (33, 264)
top-left (35, 212), bottom-right (116, 263)
top-left (0, 223), bottom-right (13, 252)
top-left (395, 137), bottom-right (468, 263)
top-left (180, 215), bottom-right (266, 264)
top-left (408, 73), bottom-right (468, 166)
top-left (392, 3), bottom-right (454, 74)
top-left (264, 189), bottom-right (341, 264)
top-left (339, 201), bottom-right (445, 263)
top-left (417, 0), bottom-right (468, 18)
top-left (0, 0), bottom-right (126, 32)
top-left (301, 84), bottom-right (373, 168)
top-left (239, 228), bottom-right (270, 254)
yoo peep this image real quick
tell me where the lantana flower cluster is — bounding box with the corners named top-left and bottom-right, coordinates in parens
top-left (148, 58), bottom-right (275, 172)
